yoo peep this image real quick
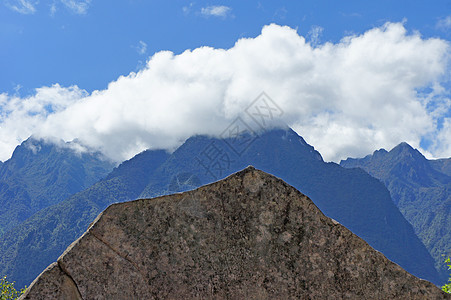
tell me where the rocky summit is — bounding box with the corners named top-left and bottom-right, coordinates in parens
top-left (21, 167), bottom-right (448, 299)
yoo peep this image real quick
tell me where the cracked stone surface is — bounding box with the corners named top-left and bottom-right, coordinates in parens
top-left (19, 262), bottom-right (82, 300)
top-left (20, 166), bottom-right (449, 299)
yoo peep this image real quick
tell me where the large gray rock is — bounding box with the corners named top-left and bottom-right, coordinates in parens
top-left (21, 167), bottom-right (449, 299)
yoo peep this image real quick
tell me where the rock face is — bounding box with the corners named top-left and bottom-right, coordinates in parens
top-left (21, 167), bottom-right (448, 299)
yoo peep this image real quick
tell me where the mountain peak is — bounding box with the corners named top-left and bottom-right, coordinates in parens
top-left (8, 137), bottom-right (68, 168)
top-left (392, 142), bottom-right (414, 153)
top-left (344, 142), bottom-right (427, 168)
top-left (20, 167), bottom-right (447, 299)
top-left (390, 142), bottom-right (425, 160)
top-left (397, 141), bottom-right (412, 148)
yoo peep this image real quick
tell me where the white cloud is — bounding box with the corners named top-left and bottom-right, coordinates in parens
top-left (437, 15), bottom-right (451, 30)
top-left (200, 5), bottom-right (231, 18)
top-left (5, 0), bottom-right (37, 14)
top-left (135, 41), bottom-right (147, 55)
top-left (307, 25), bottom-right (324, 46)
top-left (432, 118), bottom-right (451, 157)
top-left (5, 0), bottom-right (92, 16)
top-left (61, 0), bottom-right (91, 14)
top-left (0, 23), bottom-right (449, 163)
top-left (50, 2), bottom-right (57, 15)
top-left (0, 84), bottom-right (86, 160)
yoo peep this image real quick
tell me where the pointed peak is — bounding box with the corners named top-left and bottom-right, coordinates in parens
top-left (390, 142), bottom-right (425, 160)
top-left (389, 142), bottom-right (427, 169)
top-left (394, 142), bottom-right (414, 151)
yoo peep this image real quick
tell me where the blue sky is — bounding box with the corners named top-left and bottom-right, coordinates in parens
top-left (2, 0), bottom-right (450, 95)
top-left (0, 0), bottom-right (450, 162)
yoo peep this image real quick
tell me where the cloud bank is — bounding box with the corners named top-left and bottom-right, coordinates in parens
top-left (0, 23), bottom-right (449, 162)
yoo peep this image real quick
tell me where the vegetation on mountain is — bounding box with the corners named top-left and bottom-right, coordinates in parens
top-left (443, 257), bottom-right (451, 294)
top-left (0, 276), bottom-right (25, 300)
top-left (0, 138), bottom-right (114, 236)
top-left (341, 143), bottom-right (451, 282)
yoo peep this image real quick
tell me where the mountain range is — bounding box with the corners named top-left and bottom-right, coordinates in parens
top-left (0, 128), bottom-right (444, 288)
top-left (341, 142), bottom-right (451, 280)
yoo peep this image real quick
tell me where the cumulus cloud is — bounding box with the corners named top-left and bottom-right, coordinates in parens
top-left (0, 85), bottom-right (86, 160)
top-left (0, 23), bottom-right (450, 162)
top-left (200, 5), bottom-right (232, 18)
top-left (61, 0), bottom-right (91, 14)
top-left (5, 0), bottom-right (37, 14)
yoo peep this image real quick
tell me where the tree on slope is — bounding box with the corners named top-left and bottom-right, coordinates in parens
top-left (443, 257), bottom-right (451, 294)
top-left (0, 276), bottom-right (25, 300)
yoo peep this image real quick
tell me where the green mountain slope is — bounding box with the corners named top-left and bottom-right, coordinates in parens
top-left (341, 143), bottom-right (450, 280)
top-left (0, 138), bottom-right (114, 236)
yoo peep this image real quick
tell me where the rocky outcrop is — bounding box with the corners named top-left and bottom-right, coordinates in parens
top-left (21, 166), bottom-right (449, 299)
